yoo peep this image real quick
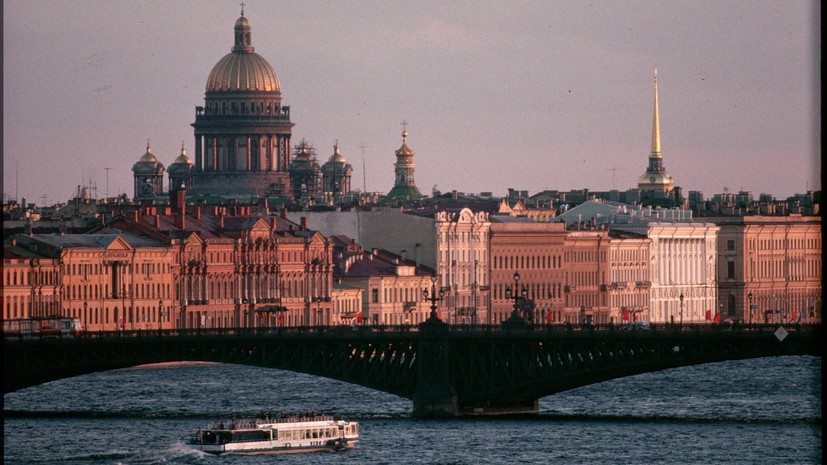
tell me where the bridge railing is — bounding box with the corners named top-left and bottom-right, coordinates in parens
top-left (6, 322), bottom-right (816, 342)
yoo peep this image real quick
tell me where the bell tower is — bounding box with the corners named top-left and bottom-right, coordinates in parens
top-left (386, 121), bottom-right (422, 200)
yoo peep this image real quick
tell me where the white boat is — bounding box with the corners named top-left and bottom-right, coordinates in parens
top-left (189, 414), bottom-right (359, 455)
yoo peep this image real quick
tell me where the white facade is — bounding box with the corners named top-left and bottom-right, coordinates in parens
top-left (434, 208), bottom-right (491, 323)
top-left (557, 200), bottom-right (718, 324)
top-left (613, 222), bottom-right (719, 323)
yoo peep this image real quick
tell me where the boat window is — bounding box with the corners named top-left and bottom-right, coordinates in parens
top-left (312, 429), bottom-right (319, 439)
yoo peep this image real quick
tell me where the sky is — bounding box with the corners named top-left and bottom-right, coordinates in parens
top-left (2, 0), bottom-right (820, 205)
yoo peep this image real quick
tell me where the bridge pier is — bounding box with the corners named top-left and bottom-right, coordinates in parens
top-left (458, 399), bottom-right (539, 416)
top-left (413, 319), bottom-right (458, 417)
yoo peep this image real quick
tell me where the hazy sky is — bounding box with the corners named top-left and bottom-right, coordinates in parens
top-left (3, 1), bottom-right (820, 205)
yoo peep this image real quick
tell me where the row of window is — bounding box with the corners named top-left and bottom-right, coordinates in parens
top-left (492, 254), bottom-right (562, 270)
top-left (179, 249), bottom-right (316, 265)
top-left (68, 282), bottom-right (171, 301)
top-left (750, 237), bottom-right (821, 251)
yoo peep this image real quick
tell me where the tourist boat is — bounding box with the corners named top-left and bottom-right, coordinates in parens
top-left (189, 414), bottom-right (359, 455)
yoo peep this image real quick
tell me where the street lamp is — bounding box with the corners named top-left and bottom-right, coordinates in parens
top-left (748, 292), bottom-right (753, 325)
top-left (679, 293), bottom-right (684, 329)
top-left (503, 271), bottom-right (528, 325)
top-left (422, 275), bottom-right (445, 323)
top-left (158, 299), bottom-right (164, 334)
top-left (83, 301), bottom-right (88, 330)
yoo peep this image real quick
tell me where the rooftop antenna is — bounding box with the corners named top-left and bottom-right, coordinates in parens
top-left (358, 141), bottom-right (368, 193)
top-left (105, 167), bottom-right (111, 199)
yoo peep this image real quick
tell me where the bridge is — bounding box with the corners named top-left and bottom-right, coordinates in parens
top-left (4, 322), bottom-right (821, 417)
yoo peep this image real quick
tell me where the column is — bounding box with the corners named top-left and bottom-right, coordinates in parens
top-left (194, 135), bottom-right (203, 171)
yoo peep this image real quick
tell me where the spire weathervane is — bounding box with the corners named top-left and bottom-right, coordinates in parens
top-left (240, 2), bottom-right (245, 15)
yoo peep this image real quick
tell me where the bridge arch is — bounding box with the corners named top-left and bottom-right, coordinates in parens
top-left (4, 325), bottom-right (820, 416)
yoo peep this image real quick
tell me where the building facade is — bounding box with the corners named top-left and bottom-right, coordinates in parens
top-left (108, 196), bottom-right (333, 329)
top-left (434, 209), bottom-right (491, 324)
top-left (334, 247), bottom-right (435, 325)
top-left (711, 215), bottom-right (821, 324)
top-left (489, 219), bottom-right (567, 324)
top-left (5, 233), bottom-right (174, 332)
top-left (615, 222), bottom-right (719, 324)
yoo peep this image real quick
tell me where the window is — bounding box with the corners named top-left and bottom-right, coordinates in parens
top-left (726, 240), bottom-right (736, 251)
top-left (727, 261), bottom-right (736, 279)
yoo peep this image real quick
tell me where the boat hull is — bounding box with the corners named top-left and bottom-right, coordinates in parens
top-left (191, 438), bottom-right (358, 455)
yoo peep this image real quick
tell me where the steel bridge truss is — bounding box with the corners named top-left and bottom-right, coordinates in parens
top-left (3, 325), bottom-right (820, 416)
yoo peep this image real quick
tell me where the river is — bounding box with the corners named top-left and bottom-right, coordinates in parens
top-left (3, 355), bottom-right (821, 464)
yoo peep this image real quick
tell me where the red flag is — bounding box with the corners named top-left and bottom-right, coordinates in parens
top-left (622, 309), bottom-right (630, 321)
top-left (277, 313), bottom-right (283, 326)
top-left (545, 310), bottom-right (553, 322)
top-left (437, 311), bottom-right (442, 320)
top-left (714, 313), bottom-right (721, 323)
top-left (790, 311), bottom-right (797, 322)
top-left (705, 310), bottom-right (712, 321)
top-left (356, 312), bottom-right (363, 323)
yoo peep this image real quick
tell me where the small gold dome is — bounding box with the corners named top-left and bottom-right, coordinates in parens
top-left (328, 143), bottom-right (346, 163)
top-left (172, 145), bottom-right (193, 166)
top-left (138, 143), bottom-right (157, 163)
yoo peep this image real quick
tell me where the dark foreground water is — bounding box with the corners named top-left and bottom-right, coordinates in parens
top-left (3, 356), bottom-right (821, 464)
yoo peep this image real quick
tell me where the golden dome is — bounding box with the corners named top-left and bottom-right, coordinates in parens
top-left (205, 13), bottom-right (280, 92)
top-left (395, 130), bottom-right (414, 163)
top-left (206, 52), bottom-right (280, 92)
top-left (638, 172), bottom-right (673, 186)
top-left (328, 143), bottom-right (346, 163)
top-left (138, 142), bottom-right (157, 163)
top-left (172, 144), bottom-right (193, 166)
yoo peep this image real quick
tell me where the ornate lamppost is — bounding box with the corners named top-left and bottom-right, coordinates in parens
top-left (679, 293), bottom-right (684, 329)
top-left (158, 299), bottom-right (164, 334)
top-left (422, 275), bottom-right (446, 323)
top-left (748, 292), bottom-right (753, 325)
top-left (503, 271), bottom-right (528, 326)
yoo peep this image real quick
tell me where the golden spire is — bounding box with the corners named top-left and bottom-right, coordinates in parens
top-left (180, 141), bottom-right (186, 156)
top-left (146, 138), bottom-right (151, 153)
top-left (651, 69), bottom-right (661, 156)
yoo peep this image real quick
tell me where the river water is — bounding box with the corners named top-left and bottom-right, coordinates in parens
top-left (3, 355), bottom-right (821, 464)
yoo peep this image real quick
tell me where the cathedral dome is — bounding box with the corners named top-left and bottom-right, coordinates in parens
top-left (206, 52), bottom-right (280, 92)
top-left (205, 12), bottom-right (281, 92)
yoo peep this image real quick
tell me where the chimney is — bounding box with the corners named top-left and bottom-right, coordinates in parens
top-left (300, 217), bottom-right (308, 230)
top-left (280, 207), bottom-right (288, 218)
top-left (129, 211), bottom-right (139, 222)
top-left (194, 207), bottom-right (201, 220)
top-left (154, 215), bottom-right (160, 228)
top-left (271, 217), bottom-right (278, 230)
top-left (217, 213), bottom-right (224, 229)
top-left (175, 214), bottom-right (185, 230)
top-left (170, 190), bottom-right (186, 213)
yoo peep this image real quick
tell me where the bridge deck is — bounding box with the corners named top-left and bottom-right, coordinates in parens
top-left (4, 324), bottom-right (821, 416)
